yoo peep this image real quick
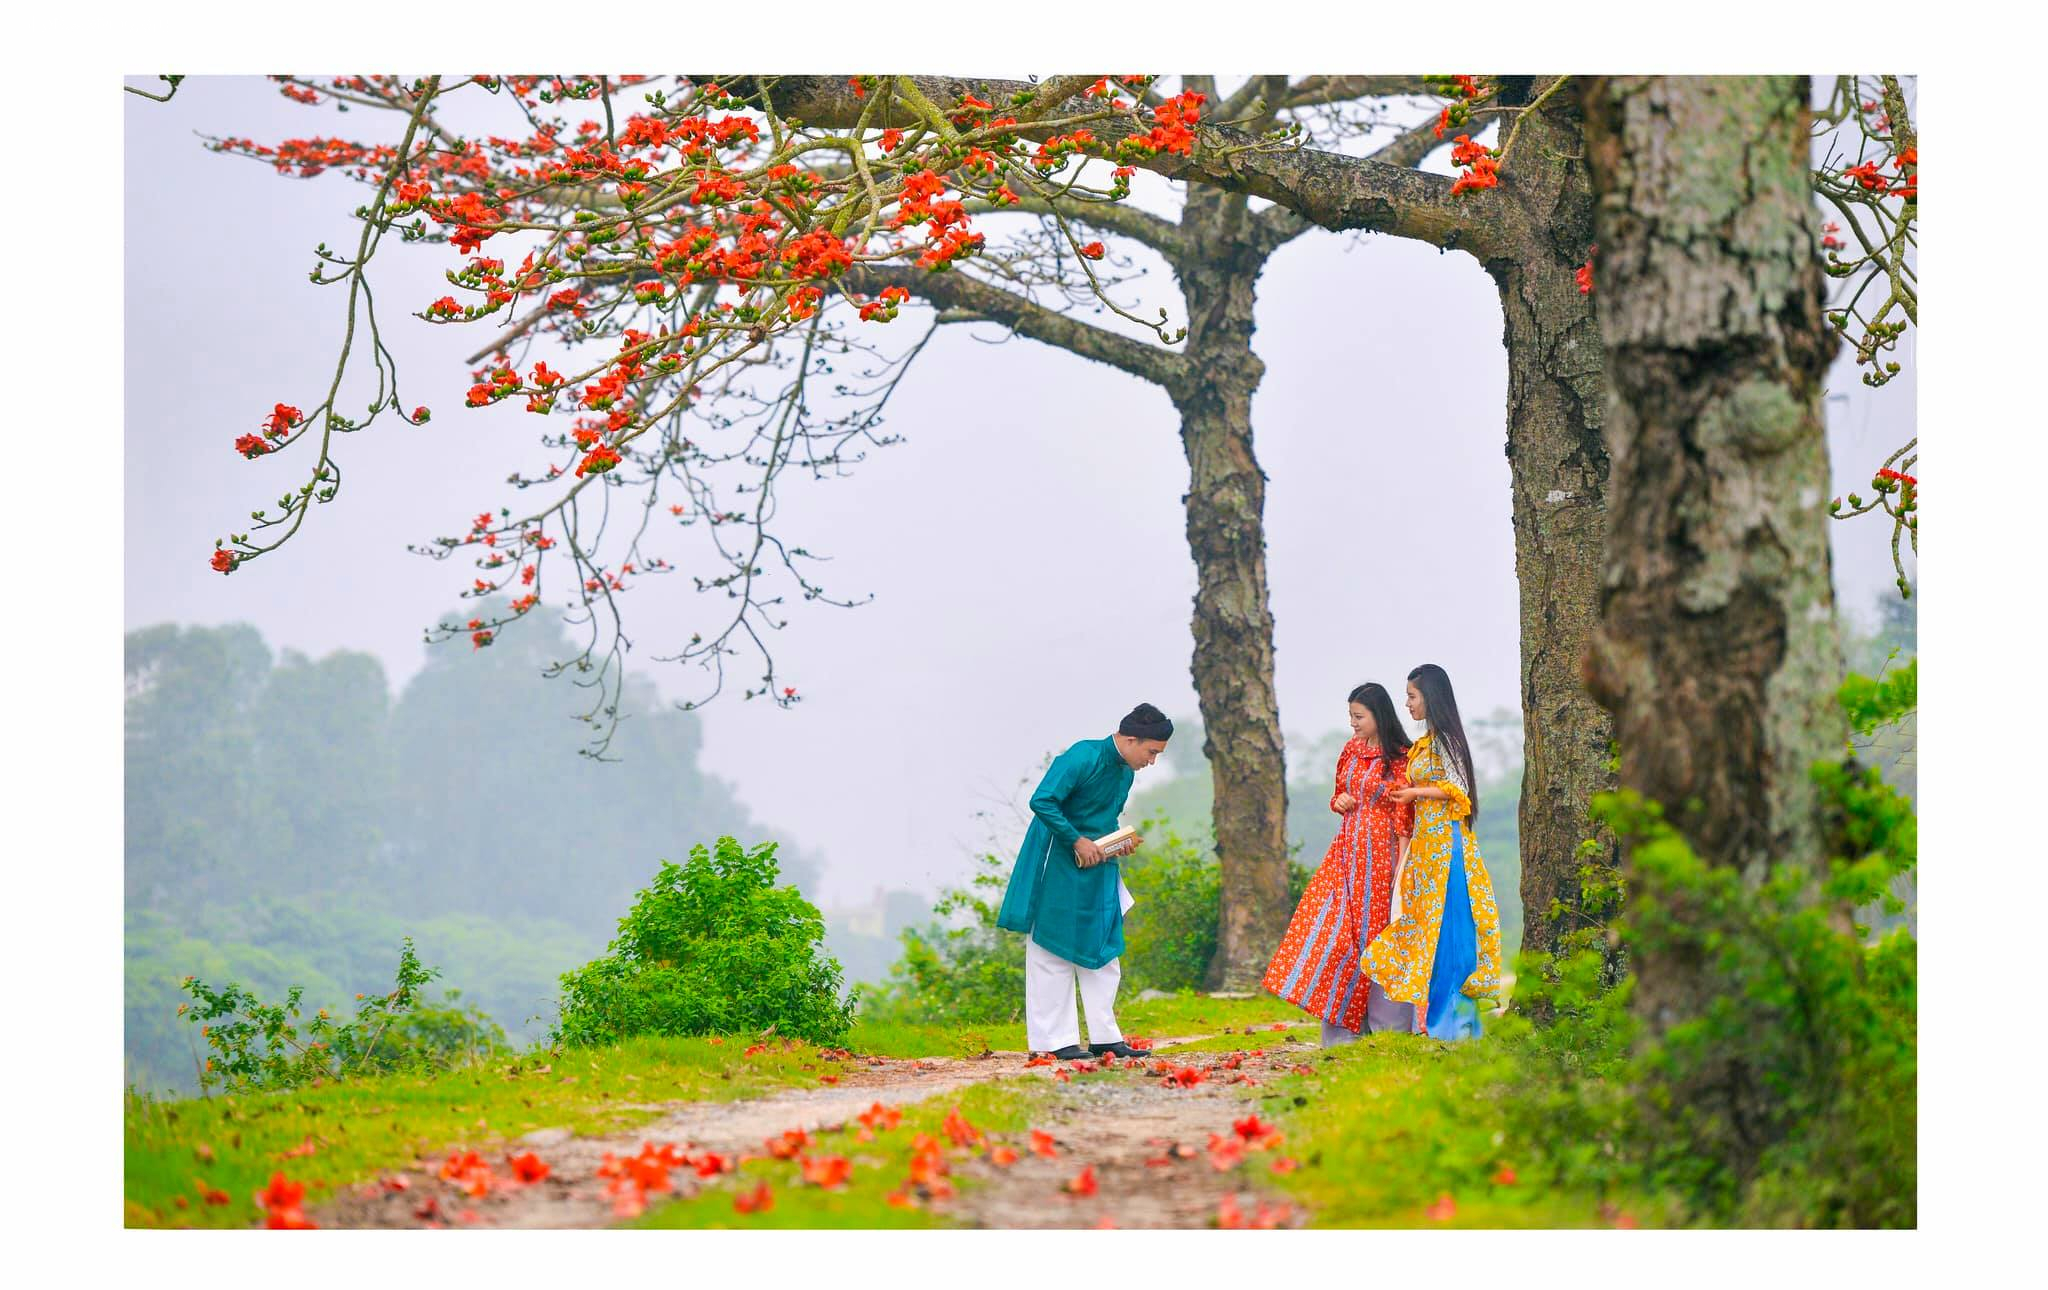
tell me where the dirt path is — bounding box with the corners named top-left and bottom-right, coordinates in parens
top-left (317, 1026), bottom-right (1319, 1230)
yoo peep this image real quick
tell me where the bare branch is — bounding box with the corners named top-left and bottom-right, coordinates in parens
top-left (1283, 75), bottom-right (1430, 108)
top-left (851, 265), bottom-right (1187, 391)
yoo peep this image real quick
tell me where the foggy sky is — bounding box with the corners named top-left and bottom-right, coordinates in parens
top-left (123, 76), bottom-right (1915, 904)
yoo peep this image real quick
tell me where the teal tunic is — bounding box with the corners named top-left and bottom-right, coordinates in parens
top-left (996, 737), bottom-right (1135, 969)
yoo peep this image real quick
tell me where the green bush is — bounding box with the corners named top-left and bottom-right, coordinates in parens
top-left (1119, 823), bottom-right (1223, 994)
top-left (863, 851), bottom-right (1021, 1026)
top-left (554, 838), bottom-right (856, 1048)
top-left (178, 939), bottom-right (487, 1093)
top-left (865, 818), bottom-right (1313, 1021)
top-left (1494, 659), bottom-right (1918, 1228)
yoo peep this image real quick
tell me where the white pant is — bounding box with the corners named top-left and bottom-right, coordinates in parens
top-left (1024, 934), bottom-right (1123, 1052)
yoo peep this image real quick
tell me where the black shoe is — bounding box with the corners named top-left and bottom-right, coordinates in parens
top-left (1049, 1044), bottom-right (1093, 1062)
top-left (1089, 1041), bottom-right (1151, 1060)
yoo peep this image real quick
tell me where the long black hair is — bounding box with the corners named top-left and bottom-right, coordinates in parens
top-left (1346, 682), bottom-right (1413, 762)
top-left (1406, 663), bottom-right (1478, 826)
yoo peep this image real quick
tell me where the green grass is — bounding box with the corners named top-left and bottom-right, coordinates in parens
top-left (1253, 1031), bottom-right (1667, 1228)
top-left (630, 1078), bottom-right (1053, 1229)
top-left (125, 992), bottom-right (1302, 1228)
top-left (126, 1036), bottom-right (880, 1229)
top-left (850, 990), bottom-right (1304, 1058)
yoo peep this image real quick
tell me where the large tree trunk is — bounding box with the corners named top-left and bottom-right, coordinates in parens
top-left (1579, 76), bottom-right (1847, 1034)
top-left (1172, 188), bottom-right (1292, 991)
top-left (1473, 86), bottom-right (1620, 967)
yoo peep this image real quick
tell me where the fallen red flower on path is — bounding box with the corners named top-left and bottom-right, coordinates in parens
top-left (1269, 1157), bottom-right (1300, 1175)
top-left (989, 1145), bottom-right (1019, 1167)
top-left (1065, 1165), bottom-right (1098, 1197)
top-left (507, 1151), bottom-right (551, 1183)
top-left (257, 1172), bottom-right (316, 1229)
top-left (1232, 1114), bottom-right (1274, 1141)
top-left (801, 1155), bottom-right (853, 1188)
top-left (1029, 1130), bottom-right (1059, 1159)
top-left (818, 1074), bottom-right (840, 1085)
top-left (943, 1107), bottom-right (984, 1148)
top-left (1094, 1215), bottom-right (1118, 1229)
top-left (1216, 1194), bottom-right (1246, 1229)
top-left (733, 1182), bottom-right (774, 1214)
top-left (1167, 1067), bottom-right (1206, 1088)
top-left (1206, 1135), bottom-right (1246, 1171)
top-left (767, 1129), bottom-right (810, 1159)
top-left (743, 1043), bottom-right (769, 1057)
top-left (1025, 1054), bottom-right (1055, 1067)
top-left (858, 1101), bottom-right (903, 1131)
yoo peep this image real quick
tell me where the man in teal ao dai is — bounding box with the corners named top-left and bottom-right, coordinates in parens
top-left (996, 702), bottom-right (1173, 1062)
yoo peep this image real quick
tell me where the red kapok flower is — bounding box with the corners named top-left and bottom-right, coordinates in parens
top-left (733, 1182), bottom-right (774, 1214)
top-left (1028, 1129), bottom-right (1059, 1158)
top-left (1064, 1165), bottom-right (1098, 1197)
top-left (265, 403), bottom-right (304, 437)
top-left (800, 1155), bottom-right (852, 1188)
top-left (1079, 241), bottom-right (1106, 261)
top-left (1492, 1165), bottom-right (1518, 1186)
top-left (210, 549), bottom-right (240, 574)
top-left (508, 1152), bottom-right (550, 1184)
top-left (1425, 1192), bottom-right (1457, 1222)
top-left (256, 1172), bottom-right (315, 1229)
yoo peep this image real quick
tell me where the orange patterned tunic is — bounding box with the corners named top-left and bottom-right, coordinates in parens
top-left (1260, 739), bottom-right (1414, 1032)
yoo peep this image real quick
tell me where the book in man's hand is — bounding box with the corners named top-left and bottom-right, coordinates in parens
top-left (1091, 827), bottom-right (1138, 861)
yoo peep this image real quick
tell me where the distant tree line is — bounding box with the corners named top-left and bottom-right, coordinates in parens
top-left (124, 610), bottom-right (825, 1091)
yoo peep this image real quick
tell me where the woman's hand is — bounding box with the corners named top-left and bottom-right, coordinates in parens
top-left (1333, 792), bottom-right (1358, 813)
top-left (1074, 837), bottom-right (1105, 868)
top-left (1388, 785), bottom-right (1425, 803)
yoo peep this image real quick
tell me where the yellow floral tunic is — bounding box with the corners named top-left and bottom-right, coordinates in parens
top-left (1362, 731), bottom-right (1502, 1034)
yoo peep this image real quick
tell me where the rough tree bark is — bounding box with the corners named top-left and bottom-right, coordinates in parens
top-left (1579, 76), bottom-right (1848, 1033)
top-left (1472, 82), bottom-right (1621, 966)
top-left (1170, 183), bottom-right (1292, 989)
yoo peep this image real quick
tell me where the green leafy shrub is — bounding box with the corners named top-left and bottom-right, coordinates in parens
top-left (179, 938), bottom-right (468, 1093)
top-left (863, 851), bottom-right (1021, 1026)
top-left (554, 838), bottom-right (855, 1048)
top-left (1493, 662), bottom-right (1918, 1228)
top-left (865, 818), bottom-right (1312, 1021)
top-left (369, 988), bottom-right (508, 1074)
